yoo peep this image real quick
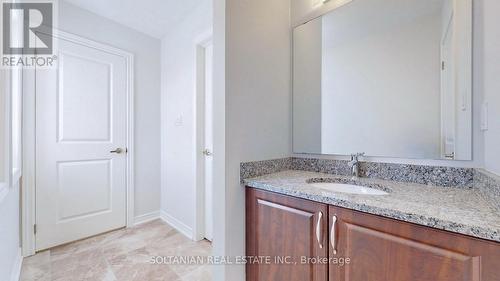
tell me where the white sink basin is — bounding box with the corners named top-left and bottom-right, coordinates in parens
top-left (309, 182), bottom-right (389, 196)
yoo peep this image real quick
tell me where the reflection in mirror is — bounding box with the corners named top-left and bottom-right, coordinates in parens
top-left (293, 0), bottom-right (472, 160)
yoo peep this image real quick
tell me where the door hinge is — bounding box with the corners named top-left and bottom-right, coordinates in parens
top-left (442, 61), bottom-right (445, 70)
top-left (34, 224), bottom-right (37, 234)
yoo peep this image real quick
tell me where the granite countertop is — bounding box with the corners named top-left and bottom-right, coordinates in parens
top-left (244, 170), bottom-right (500, 243)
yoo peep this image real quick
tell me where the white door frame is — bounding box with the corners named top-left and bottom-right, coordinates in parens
top-left (21, 30), bottom-right (135, 256)
top-left (194, 29), bottom-right (213, 241)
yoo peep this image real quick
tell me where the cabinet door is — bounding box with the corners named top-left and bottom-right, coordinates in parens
top-left (246, 188), bottom-right (328, 281)
top-left (329, 206), bottom-right (500, 281)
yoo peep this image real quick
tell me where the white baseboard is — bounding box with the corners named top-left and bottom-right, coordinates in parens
top-left (160, 211), bottom-right (193, 240)
top-left (133, 211), bottom-right (161, 226)
top-left (10, 248), bottom-right (23, 281)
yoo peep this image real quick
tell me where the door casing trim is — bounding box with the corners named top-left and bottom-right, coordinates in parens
top-left (22, 30), bottom-right (135, 256)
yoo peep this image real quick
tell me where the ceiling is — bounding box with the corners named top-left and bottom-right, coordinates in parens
top-left (62, 0), bottom-right (202, 38)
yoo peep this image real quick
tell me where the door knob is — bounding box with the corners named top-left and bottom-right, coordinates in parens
top-left (203, 149), bottom-right (212, 156)
top-left (110, 148), bottom-right (124, 154)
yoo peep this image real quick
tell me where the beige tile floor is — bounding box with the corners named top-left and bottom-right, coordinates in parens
top-left (20, 220), bottom-right (212, 281)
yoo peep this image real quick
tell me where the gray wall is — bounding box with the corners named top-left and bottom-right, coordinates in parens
top-left (222, 0), bottom-right (292, 279)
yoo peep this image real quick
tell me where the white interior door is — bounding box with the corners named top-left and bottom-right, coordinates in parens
top-left (36, 34), bottom-right (129, 250)
top-left (441, 15), bottom-right (455, 160)
top-left (204, 43), bottom-right (214, 241)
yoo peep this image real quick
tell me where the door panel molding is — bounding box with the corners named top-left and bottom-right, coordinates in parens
top-left (57, 52), bottom-right (113, 143)
top-left (22, 29), bottom-right (134, 256)
top-left (247, 188), bottom-right (329, 281)
top-left (343, 222), bottom-right (479, 280)
top-left (56, 159), bottom-right (112, 222)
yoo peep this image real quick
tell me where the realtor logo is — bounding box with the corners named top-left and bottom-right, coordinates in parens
top-left (2, 1), bottom-right (53, 54)
top-left (1, 0), bottom-right (57, 68)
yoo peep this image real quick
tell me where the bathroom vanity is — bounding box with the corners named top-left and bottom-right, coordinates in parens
top-left (245, 170), bottom-right (500, 281)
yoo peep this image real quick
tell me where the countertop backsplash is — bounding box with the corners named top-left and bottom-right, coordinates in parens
top-left (474, 169), bottom-right (500, 212)
top-left (241, 157), bottom-right (499, 212)
top-left (241, 157), bottom-right (475, 188)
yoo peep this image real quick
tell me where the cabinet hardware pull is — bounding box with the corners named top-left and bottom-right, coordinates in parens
top-left (316, 211), bottom-right (323, 249)
top-left (331, 215), bottom-right (338, 255)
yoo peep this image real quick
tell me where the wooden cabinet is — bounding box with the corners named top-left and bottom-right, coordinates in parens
top-left (329, 206), bottom-right (500, 281)
top-left (246, 188), bottom-right (500, 281)
top-left (246, 188), bottom-right (328, 281)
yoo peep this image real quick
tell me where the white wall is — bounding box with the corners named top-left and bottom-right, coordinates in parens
top-left (291, 0), bottom-right (485, 169)
top-left (161, 0), bottom-right (212, 236)
top-left (59, 1), bottom-right (162, 217)
top-left (0, 69), bottom-right (21, 281)
top-left (0, 70), bottom-right (7, 186)
top-left (482, 0), bottom-right (500, 175)
top-left (223, 0), bottom-right (292, 279)
top-left (0, 182), bottom-right (21, 281)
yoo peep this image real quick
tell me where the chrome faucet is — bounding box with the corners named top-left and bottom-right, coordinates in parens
top-left (349, 153), bottom-right (365, 177)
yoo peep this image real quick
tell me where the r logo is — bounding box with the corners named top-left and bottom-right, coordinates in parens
top-left (2, 2), bottom-right (53, 55)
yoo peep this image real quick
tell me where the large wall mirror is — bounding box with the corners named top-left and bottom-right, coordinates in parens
top-left (293, 0), bottom-right (472, 160)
